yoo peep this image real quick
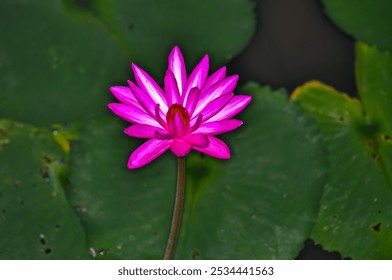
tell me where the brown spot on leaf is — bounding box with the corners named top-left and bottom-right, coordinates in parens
top-left (40, 168), bottom-right (50, 180)
top-left (372, 153), bottom-right (381, 163)
top-left (39, 235), bottom-right (46, 245)
top-left (44, 248), bottom-right (52, 254)
top-left (372, 222), bottom-right (381, 233)
top-left (42, 155), bottom-right (52, 163)
top-left (192, 249), bottom-right (201, 259)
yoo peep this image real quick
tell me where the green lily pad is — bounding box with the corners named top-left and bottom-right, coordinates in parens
top-left (356, 42), bottom-right (392, 186)
top-left (293, 82), bottom-right (392, 259)
top-left (0, 0), bottom-right (255, 126)
top-left (0, 119), bottom-right (89, 259)
top-left (67, 84), bottom-right (327, 259)
top-left (322, 0), bottom-right (392, 52)
top-left (0, 1), bottom-right (129, 126)
top-left (100, 0), bottom-right (256, 75)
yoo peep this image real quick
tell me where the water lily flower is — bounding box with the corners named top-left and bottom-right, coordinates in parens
top-left (108, 46), bottom-right (251, 169)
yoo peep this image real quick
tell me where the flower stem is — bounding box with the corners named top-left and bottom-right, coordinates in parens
top-left (163, 157), bottom-right (186, 260)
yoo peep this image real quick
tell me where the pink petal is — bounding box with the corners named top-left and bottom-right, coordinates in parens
top-left (183, 55), bottom-right (209, 102)
top-left (183, 133), bottom-right (209, 148)
top-left (202, 66), bottom-right (226, 91)
top-left (124, 124), bottom-right (166, 138)
top-left (132, 63), bottom-right (168, 113)
top-left (108, 103), bottom-right (161, 127)
top-left (155, 104), bottom-right (168, 129)
top-left (110, 86), bottom-right (145, 112)
top-left (128, 139), bottom-right (172, 169)
top-left (170, 138), bottom-right (192, 157)
top-left (194, 119), bottom-right (243, 135)
top-left (198, 93), bottom-right (234, 122)
top-left (128, 80), bottom-right (156, 116)
top-left (185, 87), bottom-right (200, 116)
top-left (207, 95), bottom-right (252, 122)
top-left (194, 75), bottom-right (239, 116)
top-left (164, 70), bottom-right (182, 106)
top-left (171, 111), bottom-right (188, 136)
top-left (168, 46), bottom-right (187, 94)
top-left (190, 114), bottom-right (203, 132)
top-left (193, 136), bottom-right (230, 159)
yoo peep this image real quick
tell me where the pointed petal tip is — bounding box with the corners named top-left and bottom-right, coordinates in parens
top-left (109, 85), bottom-right (130, 95)
top-left (243, 94), bottom-right (252, 103)
top-left (213, 149), bottom-right (231, 159)
top-left (193, 136), bottom-right (231, 159)
top-left (107, 103), bottom-right (127, 116)
top-left (215, 66), bottom-right (227, 77)
top-left (127, 158), bottom-right (142, 169)
top-left (128, 139), bottom-right (172, 169)
top-left (195, 54), bottom-right (209, 68)
top-left (201, 54), bottom-right (209, 65)
top-left (171, 45), bottom-right (182, 54)
top-left (107, 103), bottom-right (127, 117)
top-left (169, 46), bottom-right (184, 64)
top-left (218, 151), bottom-right (231, 159)
top-left (128, 153), bottom-right (153, 169)
top-left (127, 79), bottom-right (137, 89)
top-left (109, 85), bottom-right (119, 92)
top-left (235, 94), bottom-right (252, 105)
top-left (228, 74), bottom-right (239, 85)
top-left (131, 63), bottom-right (143, 75)
top-left (219, 147), bottom-right (231, 159)
top-left (107, 103), bottom-right (116, 110)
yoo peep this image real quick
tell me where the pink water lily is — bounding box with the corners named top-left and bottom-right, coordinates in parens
top-left (108, 46), bottom-right (251, 169)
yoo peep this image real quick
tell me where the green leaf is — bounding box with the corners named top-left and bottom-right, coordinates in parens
top-left (0, 1), bottom-right (129, 126)
top-left (67, 84), bottom-right (327, 259)
top-left (355, 42), bottom-right (392, 189)
top-left (322, 0), bottom-right (392, 52)
top-left (356, 42), bottom-right (392, 134)
top-left (0, 119), bottom-right (89, 259)
top-left (96, 0), bottom-right (256, 76)
top-left (293, 82), bottom-right (392, 259)
top-left (0, 0), bottom-right (255, 126)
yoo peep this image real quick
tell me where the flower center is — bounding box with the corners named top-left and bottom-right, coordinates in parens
top-left (166, 104), bottom-right (190, 136)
